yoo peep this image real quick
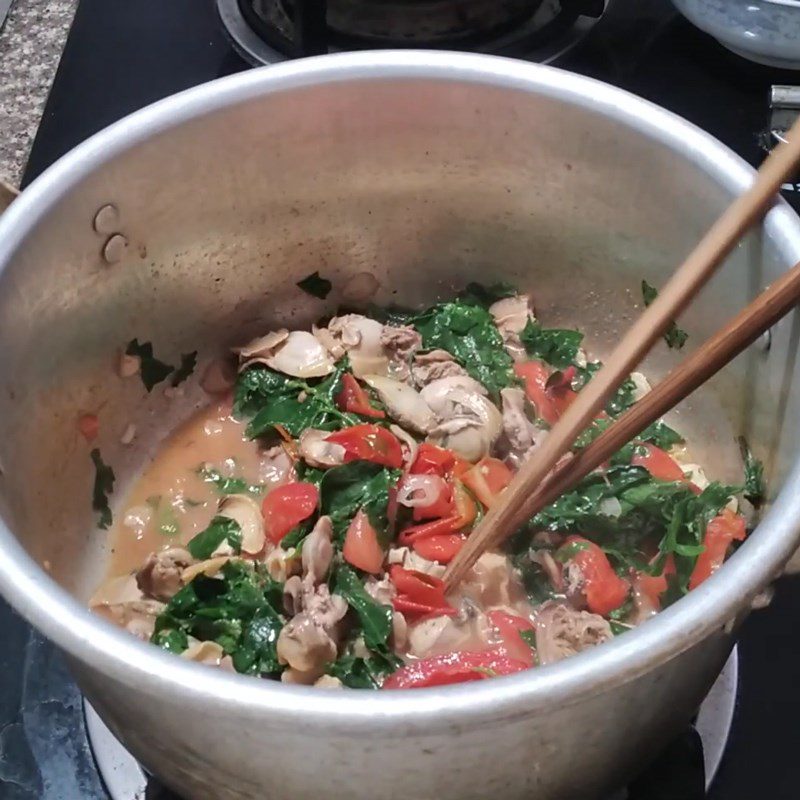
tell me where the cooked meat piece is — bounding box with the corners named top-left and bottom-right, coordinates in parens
top-left (407, 611), bottom-right (493, 659)
top-left (181, 639), bottom-right (226, 666)
top-left (298, 429), bottom-right (346, 468)
top-left (314, 314), bottom-right (388, 376)
top-left (412, 349), bottom-right (468, 386)
top-left (236, 330), bottom-right (334, 378)
top-left (283, 575), bottom-right (305, 616)
top-left (301, 516), bottom-right (334, 583)
top-left (314, 674), bottom-right (344, 689)
top-left (304, 582), bottom-right (348, 631)
top-left (362, 375), bottom-right (435, 434)
top-left (264, 545), bottom-right (301, 583)
top-left (364, 575), bottom-right (396, 605)
top-left (459, 551), bottom-right (528, 612)
top-left (562, 561), bottom-right (588, 609)
top-left (535, 602), bottom-right (613, 665)
top-left (421, 376), bottom-right (503, 461)
top-left (277, 614), bottom-right (338, 672)
top-left (381, 325), bottom-right (422, 362)
top-left (489, 294), bottom-right (533, 334)
top-left (489, 294), bottom-right (534, 361)
top-left (93, 598), bottom-right (166, 641)
top-left (284, 573), bottom-right (348, 630)
top-left (500, 387), bottom-right (538, 465)
top-left (136, 548), bottom-right (194, 601)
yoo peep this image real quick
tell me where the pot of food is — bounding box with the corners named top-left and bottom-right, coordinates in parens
top-left (0, 51), bottom-right (799, 800)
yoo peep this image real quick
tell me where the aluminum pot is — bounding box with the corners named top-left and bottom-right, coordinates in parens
top-left (0, 51), bottom-right (799, 800)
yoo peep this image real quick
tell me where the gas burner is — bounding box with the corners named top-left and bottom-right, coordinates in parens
top-left (217, 0), bottom-right (608, 66)
top-left (84, 651), bottom-right (738, 800)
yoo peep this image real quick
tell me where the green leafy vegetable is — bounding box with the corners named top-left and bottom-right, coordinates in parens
top-left (640, 420), bottom-right (684, 450)
top-left (171, 351), bottom-right (198, 386)
top-left (152, 628), bottom-right (188, 653)
top-left (519, 629), bottom-right (537, 653)
top-left (738, 436), bottom-right (766, 507)
top-left (325, 651), bottom-right (402, 689)
top-left (319, 461), bottom-right (401, 541)
top-left (187, 516), bottom-right (243, 559)
top-left (641, 280), bottom-right (689, 350)
top-left (530, 464), bottom-right (737, 600)
top-left (233, 364), bottom-right (357, 439)
top-left (296, 271), bottom-right (333, 299)
top-left (333, 565), bottom-right (393, 650)
top-left (412, 300), bottom-right (513, 396)
top-left (152, 560), bottom-right (285, 675)
top-left (520, 319), bottom-right (584, 369)
top-left (609, 620), bottom-right (634, 636)
top-left (90, 448), bottom-right (115, 529)
top-left (573, 415), bottom-right (683, 455)
top-left (126, 338), bottom-right (175, 391)
top-left (573, 361), bottom-right (638, 418)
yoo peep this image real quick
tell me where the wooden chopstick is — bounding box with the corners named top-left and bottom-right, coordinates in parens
top-left (490, 259), bottom-right (800, 542)
top-left (444, 116), bottom-right (800, 588)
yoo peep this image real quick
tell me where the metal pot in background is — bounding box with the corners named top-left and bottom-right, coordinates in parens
top-left (0, 52), bottom-right (799, 800)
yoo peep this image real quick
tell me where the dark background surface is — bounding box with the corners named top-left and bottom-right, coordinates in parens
top-left (3, 0), bottom-right (800, 797)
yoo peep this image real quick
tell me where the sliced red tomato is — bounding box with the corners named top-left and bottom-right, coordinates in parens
top-left (411, 443), bottom-right (455, 476)
top-left (382, 650), bottom-right (529, 689)
top-left (411, 533), bottom-right (467, 564)
top-left (390, 565), bottom-right (455, 618)
top-left (343, 509), bottom-right (384, 574)
top-left (487, 610), bottom-right (536, 667)
top-left (688, 509), bottom-right (746, 590)
top-left (635, 554), bottom-right (676, 612)
top-left (632, 443), bottom-right (685, 482)
top-left (461, 457), bottom-right (513, 508)
top-left (398, 515), bottom-right (462, 545)
top-left (557, 535), bottom-right (629, 616)
top-left (336, 373), bottom-right (385, 419)
top-left (78, 413), bottom-right (99, 442)
top-left (514, 360), bottom-right (578, 424)
top-left (411, 479), bottom-right (455, 522)
top-left (326, 424), bottom-right (403, 469)
top-left (261, 482), bottom-right (319, 544)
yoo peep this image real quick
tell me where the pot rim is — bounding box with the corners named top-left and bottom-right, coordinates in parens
top-left (1, 50), bottom-right (799, 725)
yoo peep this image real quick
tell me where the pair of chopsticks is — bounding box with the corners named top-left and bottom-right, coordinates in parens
top-left (444, 116), bottom-right (800, 589)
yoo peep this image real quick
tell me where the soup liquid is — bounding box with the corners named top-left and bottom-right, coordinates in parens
top-left (108, 403), bottom-right (282, 577)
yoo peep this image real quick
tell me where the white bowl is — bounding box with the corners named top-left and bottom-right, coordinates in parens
top-left (672, 0), bottom-right (800, 69)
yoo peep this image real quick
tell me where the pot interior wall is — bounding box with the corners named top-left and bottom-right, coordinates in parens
top-left (0, 76), bottom-right (797, 599)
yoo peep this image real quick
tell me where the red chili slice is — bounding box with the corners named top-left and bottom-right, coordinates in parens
top-left (336, 373), bottom-right (385, 419)
top-left (326, 424), bottom-right (403, 469)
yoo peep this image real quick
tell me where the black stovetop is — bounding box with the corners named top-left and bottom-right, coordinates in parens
top-left (4, 1), bottom-right (800, 798)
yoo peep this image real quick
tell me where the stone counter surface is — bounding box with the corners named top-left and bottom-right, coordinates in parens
top-left (0, 0), bottom-right (78, 186)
